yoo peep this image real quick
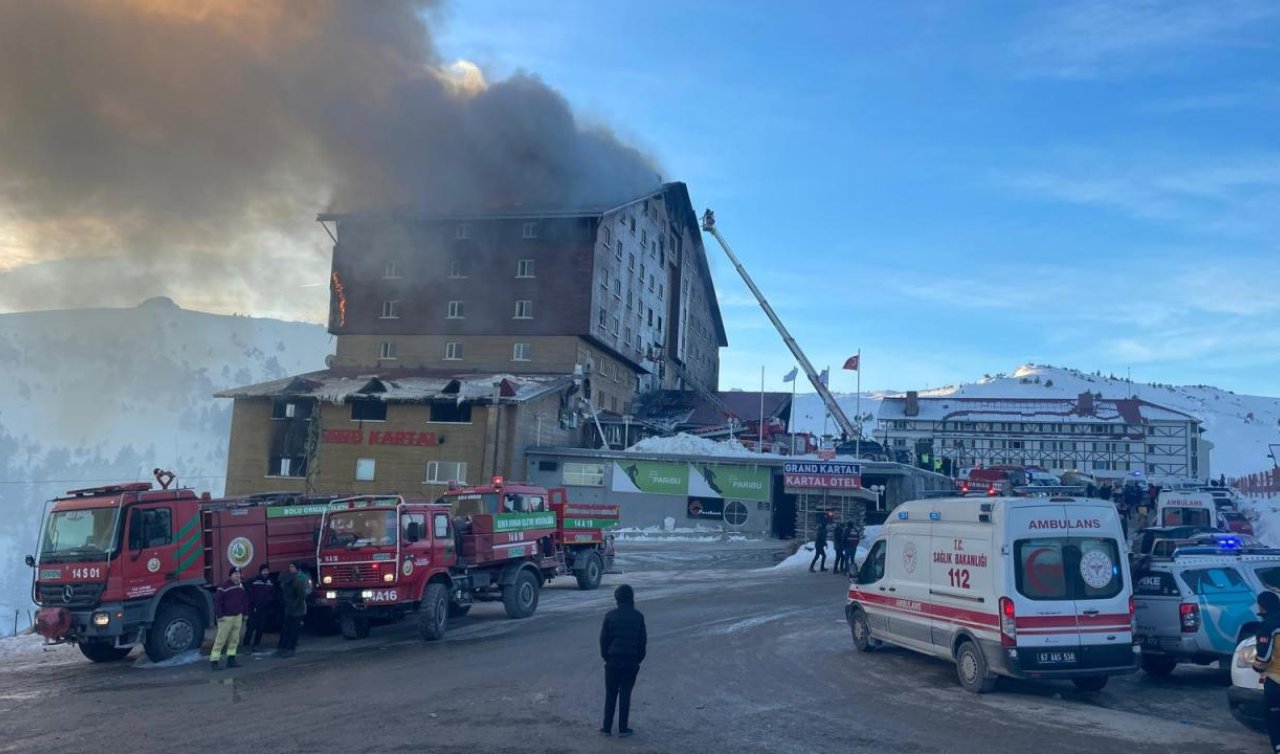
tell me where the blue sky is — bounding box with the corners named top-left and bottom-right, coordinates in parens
top-left (436, 1), bottom-right (1280, 396)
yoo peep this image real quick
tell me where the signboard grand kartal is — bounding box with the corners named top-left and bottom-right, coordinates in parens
top-left (610, 461), bottom-right (770, 502)
top-left (782, 461), bottom-right (862, 490)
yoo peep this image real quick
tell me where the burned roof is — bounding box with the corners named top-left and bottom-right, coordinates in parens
top-left (633, 390), bottom-right (792, 431)
top-left (215, 368), bottom-right (573, 405)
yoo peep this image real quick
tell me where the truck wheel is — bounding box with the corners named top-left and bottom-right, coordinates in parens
top-left (78, 641), bottom-right (132, 663)
top-left (1072, 675), bottom-right (1108, 692)
top-left (955, 640), bottom-right (996, 693)
top-left (575, 552), bottom-right (604, 590)
top-left (849, 609), bottom-right (877, 652)
top-left (418, 583), bottom-right (449, 641)
top-left (145, 603), bottom-right (203, 663)
top-left (503, 569), bottom-right (540, 619)
top-left (340, 613), bottom-right (370, 641)
top-left (1140, 656), bottom-right (1177, 677)
top-left (447, 603), bottom-right (471, 619)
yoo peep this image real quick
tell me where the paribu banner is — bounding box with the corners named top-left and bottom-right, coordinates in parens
top-left (611, 461), bottom-right (770, 502)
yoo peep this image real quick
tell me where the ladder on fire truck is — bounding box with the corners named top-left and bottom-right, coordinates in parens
top-left (700, 209), bottom-right (859, 441)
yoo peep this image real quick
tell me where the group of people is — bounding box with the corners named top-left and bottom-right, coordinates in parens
top-left (208, 561), bottom-right (313, 670)
top-left (1084, 480), bottom-right (1161, 535)
top-left (809, 517), bottom-right (861, 575)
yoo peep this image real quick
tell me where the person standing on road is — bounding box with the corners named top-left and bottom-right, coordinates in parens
top-left (600, 584), bottom-right (646, 738)
top-left (843, 522), bottom-right (860, 573)
top-left (809, 519), bottom-right (828, 573)
top-left (831, 522), bottom-right (846, 575)
top-left (1251, 590), bottom-right (1280, 752)
top-left (244, 564), bottom-right (276, 653)
top-left (210, 567), bottom-right (249, 670)
top-left (275, 561), bottom-right (309, 659)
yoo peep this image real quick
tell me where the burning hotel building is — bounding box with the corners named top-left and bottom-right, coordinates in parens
top-left (219, 183), bottom-right (727, 495)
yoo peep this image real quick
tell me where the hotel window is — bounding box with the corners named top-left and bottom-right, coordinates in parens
top-left (429, 402), bottom-right (472, 423)
top-left (380, 300), bottom-right (400, 319)
top-left (512, 342), bottom-right (531, 361)
top-left (640, 229), bottom-right (648, 248)
top-left (611, 317), bottom-right (620, 335)
top-left (522, 222), bottom-right (539, 239)
top-left (379, 341), bottom-right (397, 360)
top-left (628, 253), bottom-right (635, 271)
top-left (601, 269), bottom-right (609, 290)
top-left (355, 458), bottom-right (376, 482)
top-left (603, 225), bottom-right (613, 247)
top-left (350, 401), bottom-right (387, 422)
top-left (516, 259), bottom-right (535, 278)
top-left (562, 462), bottom-right (605, 487)
top-left (455, 223), bottom-right (471, 239)
top-left (447, 300), bottom-right (464, 319)
top-left (449, 260), bottom-right (465, 278)
top-left (598, 307), bottom-right (607, 330)
top-left (612, 278), bottom-right (621, 299)
top-left (514, 300), bottom-right (533, 319)
top-left (426, 461), bottom-right (467, 485)
top-left (615, 238), bottom-right (623, 261)
top-left (445, 342), bottom-right (463, 360)
top-left (383, 259), bottom-right (402, 279)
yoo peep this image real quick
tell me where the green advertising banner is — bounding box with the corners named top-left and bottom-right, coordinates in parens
top-left (493, 512), bottom-right (558, 532)
top-left (611, 461), bottom-right (690, 496)
top-left (700, 464), bottom-right (771, 502)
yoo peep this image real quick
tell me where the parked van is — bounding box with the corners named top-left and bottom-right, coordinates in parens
top-left (1156, 491), bottom-right (1216, 529)
top-left (846, 496), bottom-right (1138, 693)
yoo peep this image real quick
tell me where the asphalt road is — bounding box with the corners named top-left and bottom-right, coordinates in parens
top-left (0, 541), bottom-right (1265, 754)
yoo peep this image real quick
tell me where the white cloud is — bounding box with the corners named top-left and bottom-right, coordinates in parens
top-left (1014, 1), bottom-right (1280, 79)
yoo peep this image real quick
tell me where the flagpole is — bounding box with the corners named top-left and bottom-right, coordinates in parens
top-left (758, 365), bottom-right (766, 453)
top-left (855, 349), bottom-right (861, 459)
top-left (822, 365), bottom-right (830, 441)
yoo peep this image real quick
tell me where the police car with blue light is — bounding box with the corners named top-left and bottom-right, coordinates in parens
top-left (1132, 539), bottom-right (1280, 677)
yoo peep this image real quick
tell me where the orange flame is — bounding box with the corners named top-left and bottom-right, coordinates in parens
top-left (331, 271), bottom-right (346, 328)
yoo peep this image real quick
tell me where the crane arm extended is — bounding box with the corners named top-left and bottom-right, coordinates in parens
top-left (700, 209), bottom-right (859, 440)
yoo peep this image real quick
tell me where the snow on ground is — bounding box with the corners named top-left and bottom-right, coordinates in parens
top-left (773, 526), bottom-right (880, 572)
top-left (612, 525), bottom-right (761, 543)
top-left (1239, 496), bottom-right (1280, 548)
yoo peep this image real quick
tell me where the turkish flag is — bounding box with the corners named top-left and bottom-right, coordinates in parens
top-left (843, 354), bottom-right (860, 371)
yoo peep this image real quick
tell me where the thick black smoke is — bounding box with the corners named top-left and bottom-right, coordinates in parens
top-left (0, 1), bottom-right (660, 316)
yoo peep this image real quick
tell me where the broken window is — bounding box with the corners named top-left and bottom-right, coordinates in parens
top-left (429, 402), bottom-right (472, 423)
top-left (271, 400), bottom-right (313, 420)
top-left (350, 400), bottom-right (387, 422)
top-left (269, 456), bottom-right (306, 478)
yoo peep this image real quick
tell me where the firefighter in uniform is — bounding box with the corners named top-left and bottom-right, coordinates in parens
top-left (1252, 589), bottom-right (1280, 752)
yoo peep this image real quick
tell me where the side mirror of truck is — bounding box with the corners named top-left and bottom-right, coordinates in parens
top-left (24, 554), bottom-right (35, 567)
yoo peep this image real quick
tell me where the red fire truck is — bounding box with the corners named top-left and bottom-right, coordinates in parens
top-left (26, 473), bottom-right (339, 663)
top-left (315, 478), bottom-right (619, 641)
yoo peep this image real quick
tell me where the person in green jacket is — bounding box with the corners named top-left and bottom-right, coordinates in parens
top-left (274, 561), bottom-right (309, 658)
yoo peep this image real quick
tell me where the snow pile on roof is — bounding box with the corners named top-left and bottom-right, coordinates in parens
top-left (625, 433), bottom-right (759, 457)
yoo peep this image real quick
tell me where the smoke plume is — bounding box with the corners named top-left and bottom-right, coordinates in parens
top-left (0, 0), bottom-right (660, 318)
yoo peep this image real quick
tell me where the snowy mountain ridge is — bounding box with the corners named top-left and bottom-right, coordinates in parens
top-left (0, 299), bottom-right (331, 635)
top-left (789, 363), bottom-right (1279, 478)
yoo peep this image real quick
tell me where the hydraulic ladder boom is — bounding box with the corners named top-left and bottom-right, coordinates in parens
top-left (700, 209), bottom-right (859, 440)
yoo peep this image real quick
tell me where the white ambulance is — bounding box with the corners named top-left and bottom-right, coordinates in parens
top-left (846, 496), bottom-right (1138, 693)
top-left (1155, 490), bottom-right (1217, 529)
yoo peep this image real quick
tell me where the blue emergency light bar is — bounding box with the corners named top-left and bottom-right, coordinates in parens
top-left (898, 511), bottom-right (908, 520)
top-left (929, 512), bottom-right (941, 521)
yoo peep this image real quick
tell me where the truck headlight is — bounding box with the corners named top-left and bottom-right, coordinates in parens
top-left (322, 575), bottom-right (333, 585)
top-left (92, 612), bottom-right (110, 626)
top-left (1237, 644), bottom-right (1258, 669)
top-left (324, 591), bottom-right (337, 600)
top-left (360, 590), bottom-right (373, 599)
top-left (383, 573), bottom-right (394, 583)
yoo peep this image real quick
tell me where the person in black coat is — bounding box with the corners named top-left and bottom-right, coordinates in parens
top-left (831, 522), bottom-right (846, 575)
top-left (600, 584), bottom-right (646, 738)
top-left (809, 520), bottom-right (828, 573)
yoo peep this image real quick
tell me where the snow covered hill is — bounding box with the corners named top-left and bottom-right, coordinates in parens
top-left (0, 298), bottom-right (330, 635)
top-left (789, 363), bottom-right (1280, 477)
